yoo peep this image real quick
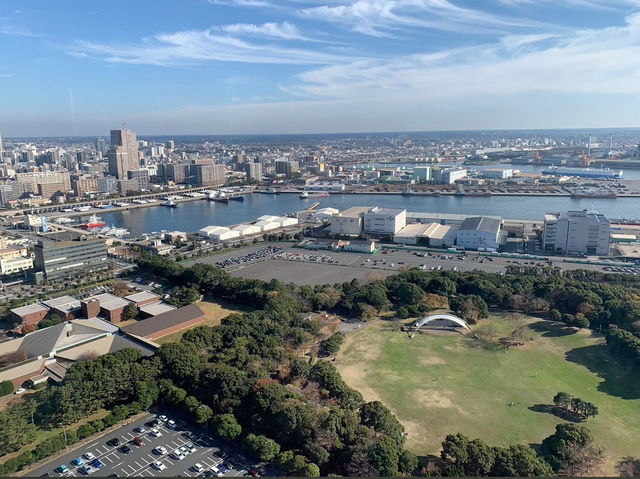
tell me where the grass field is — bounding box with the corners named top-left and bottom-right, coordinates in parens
top-left (336, 314), bottom-right (640, 474)
top-left (155, 298), bottom-right (251, 345)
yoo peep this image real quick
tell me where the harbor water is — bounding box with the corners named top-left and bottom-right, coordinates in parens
top-left (100, 193), bottom-right (640, 237)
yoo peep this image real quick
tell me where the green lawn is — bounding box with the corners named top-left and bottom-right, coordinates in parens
top-left (336, 314), bottom-right (640, 474)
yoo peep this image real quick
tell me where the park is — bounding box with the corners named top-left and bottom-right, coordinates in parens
top-left (336, 313), bottom-right (640, 475)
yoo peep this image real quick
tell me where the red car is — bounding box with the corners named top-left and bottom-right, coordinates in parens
top-left (133, 437), bottom-right (144, 447)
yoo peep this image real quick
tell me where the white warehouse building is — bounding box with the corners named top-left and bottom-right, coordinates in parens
top-left (456, 216), bottom-right (502, 251)
top-left (330, 206), bottom-right (371, 236)
top-left (231, 224), bottom-right (262, 236)
top-left (364, 207), bottom-right (407, 235)
top-left (254, 220), bottom-right (279, 232)
top-left (198, 226), bottom-right (241, 241)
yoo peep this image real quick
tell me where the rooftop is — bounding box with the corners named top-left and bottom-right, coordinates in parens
top-left (121, 303), bottom-right (204, 339)
top-left (125, 291), bottom-right (161, 304)
top-left (367, 207), bottom-right (406, 216)
top-left (337, 206), bottom-right (371, 218)
top-left (139, 302), bottom-right (176, 316)
top-left (89, 293), bottom-right (130, 311)
top-left (10, 302), bottom-right (50, 317)
top-left (43, 295), bottom-right (81, 313)
top-left (459, 216), bottom-right (502, 234)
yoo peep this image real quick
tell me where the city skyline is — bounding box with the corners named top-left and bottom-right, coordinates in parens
top-left (2, 0), bottom-right (640, 136)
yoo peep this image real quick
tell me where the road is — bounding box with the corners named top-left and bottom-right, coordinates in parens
top-left (29, 413), bottom-right (269, 478)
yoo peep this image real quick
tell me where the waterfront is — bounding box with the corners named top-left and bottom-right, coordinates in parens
top-left (100, 192), bottom-right (640, 236)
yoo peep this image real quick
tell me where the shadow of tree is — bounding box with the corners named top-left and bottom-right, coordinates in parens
top-left (529, 320), bottom-right (577, 337)
top-left (565, 344), bottom-right (640, 399)
top-left (617, 457), bottom-right (640, 477)
top-left (528, 403), bottom-right (583, 422)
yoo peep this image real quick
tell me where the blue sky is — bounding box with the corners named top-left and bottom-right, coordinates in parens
top-left (1, 0), bottom-right (640, 136)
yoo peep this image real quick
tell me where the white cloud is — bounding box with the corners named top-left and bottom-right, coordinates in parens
top-left (285, 12), bottom-right (640, 101)
top-left (299, 0), bottom-right (555, 37)
top-left (73, 28), bottom-right (351, 66)
top-left (219, 21), bottom-right (306, 40)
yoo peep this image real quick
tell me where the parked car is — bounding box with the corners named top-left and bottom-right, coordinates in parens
top-left (134, 426), bottom-right (146, 434)
top-left (184, 442), bottom-right (196, 453)
top-left (192, 463), bottom-right (205, 473)
top-left (153, 446), bottom-right (167, 455)
top-left (14, 388), bottom-right (26, 395)
top-left (171, 450), bottom-right (185, 461)
top-left (151, 461), bottom-right (166, 471)
top-left (71, 458), bottom-right (84, 467)
top-left (107, 438), bottom-right (121, 447)
top-left (57, 465), bottom-right (69, 474)
top-left (150, 428), bottom-right (162, 438)
top-left (167, 419), bottom-right (177, 429)
top-left (90, 459), bottom-right (103, 469)
top-left (82, 452), bottom-right (95, 461)
top-left (146, 419), bottom-right (160, 428)
top-left (133, 436), bottom-right (144, 447)
top-left (158, 415), bottom-right (168, 422)
top-left (119, 445), bottom-right (131, 454)
top-left (80, 465), bottom-right (97, 475)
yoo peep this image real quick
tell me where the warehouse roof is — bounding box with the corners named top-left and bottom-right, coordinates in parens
top-left (459, 216), bottom-right (502, 234)
top-left (125, 291), bottom-right (161, 304)
top-left (10, 303), bottom-right (50, 317)
top-left (139, 302), bottom-right (176, 316)
top-left (121, 303), bottom-right (204, 338)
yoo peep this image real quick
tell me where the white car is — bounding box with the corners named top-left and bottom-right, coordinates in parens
top-left (150, 428), bottom-right (162, 438)
top-left (184, 442), bottom-right (196, 453)
top-left (158, 415), bottom-right (168, 422)
top-left (171, 450), bottom-right (185, 461)
top-left (179, 445), bottom-right (190, 456)
top-left (167, 419), bottom-right (177, 429)
top-left (151, 461), bottom-right (166, 471)
top-left (210, 466), bottom-right (224, 477)
top-left (192, 463), bottom-right (204, 473)
top-left (13, 388), bottom-right (26, 395)
top-left (82, 452), bottom-right (95, 461)
top-left (153, 446), bottom-right (167, 455)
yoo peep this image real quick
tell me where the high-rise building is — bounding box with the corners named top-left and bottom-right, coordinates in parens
top-left (108, 128), bottom-right (139, 179)
top-left (244, 163), bottom-right (263, 182)
top-left (0, 183), bottom-right (19, 206)
top-left (76, 151), bottom-right (87, 163)
top-left (543, 210), bottom-right (610, 256)
top-left (128, 169), bottom-right (150, 191)
top-left (16, 171), bottom-right (71, 194)
top-left (165, 140), bottom-right (175, 150)
top-left (95, 137), bottom-right (107, 156)
top-left (275, 160), bottom-right (299, 176)
top-left (97, 176), bottom-right (117, 194)
top-left (0, 128), bottom-right (3, 163)
top-left (73, 177), bottom-right (99, 197)
top-left (195, 164), bottom-right (225, 186)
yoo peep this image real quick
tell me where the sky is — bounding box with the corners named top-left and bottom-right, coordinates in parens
top-left (1, 0), bottom-right (640, 136)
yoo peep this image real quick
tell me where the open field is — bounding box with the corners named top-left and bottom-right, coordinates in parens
top-left (336, 315), bottom-right (640, 474)
top-left (155, 299), bottom-right (250, 345)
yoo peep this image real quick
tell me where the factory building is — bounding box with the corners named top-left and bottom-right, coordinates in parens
top-left (543, 210), bottom-right (610, 256)
top-left (393, 223), bottom-right (458, 247)
top-left (330, 206), bottom-right (370, 236)
top-left (433, 167), bottom-right (468, 184)
top-left (412, 166), bottom-right (432, 182)
top-left (363, 207), bottom-right (407, 235)
top-left (456, 216), bottom-right (502, 251)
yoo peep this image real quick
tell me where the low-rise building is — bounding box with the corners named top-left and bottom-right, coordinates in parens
top-left (231, 224), bottom-right (262, 236)
top-left (330, 206), bottom-right (370, 236)
top-left (33, 232), bottom-right (108, 280)
top-left (121, 303), bottom-right (205, 341)
top-left (42, 295), bottom-right (82, 320)
top-left (433, 167), bottom-right (468, 184)
top-left (456, 216), bottom-right (502, 251)
top-left (82, 293), bottom-right (130, 324)
top-left (364, 207), bottom-right (407, 235)
top-left (343, 240), bottom-right (377, 254)
top-left (9, 303), bottom-right (50, 328)
top-left (0, 256), bottom-right (33, 275)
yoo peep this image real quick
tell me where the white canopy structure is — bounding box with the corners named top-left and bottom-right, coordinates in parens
top-left (412, 313), bottom-right (471, 331)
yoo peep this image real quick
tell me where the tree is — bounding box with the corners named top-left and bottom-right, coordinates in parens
top-left (398, 450), bottom-right (418, 474)
top-left (320, 332), bottom-right (344, 355)
top-left (369, 436), bottom-right (400, 476)
top-left (213, 414), bottom-right (242, 440)
top-left (168, 285), bottom-right (201, 308)
top-left (38, 314), bottom-right (64, 329)
top-left (111, 281), bottom-right (130, 297)
top-left (243, 434), bottom-right (280, 462)
top-left (553, 392), bottom-right (571, 411)
top-left (559, 441), bottom-right (605, 476)
top-left (0, 380), bottom-right (13, 396)
top-left (299, 463), bottom-right (320, 477)
top-left (360, 401), bottom-right (405, 445)
top-left (196, 405), bottom-right (213, 425)
top-left (124, 303), bottom-right (139, 321)
top-left (540, 423), bottom-right (598, 472)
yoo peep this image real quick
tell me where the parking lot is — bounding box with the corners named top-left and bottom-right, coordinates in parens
top-left (217, 243), bottom-right (621, 285)
top-left (31, 414), bottom-right (268, 478)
